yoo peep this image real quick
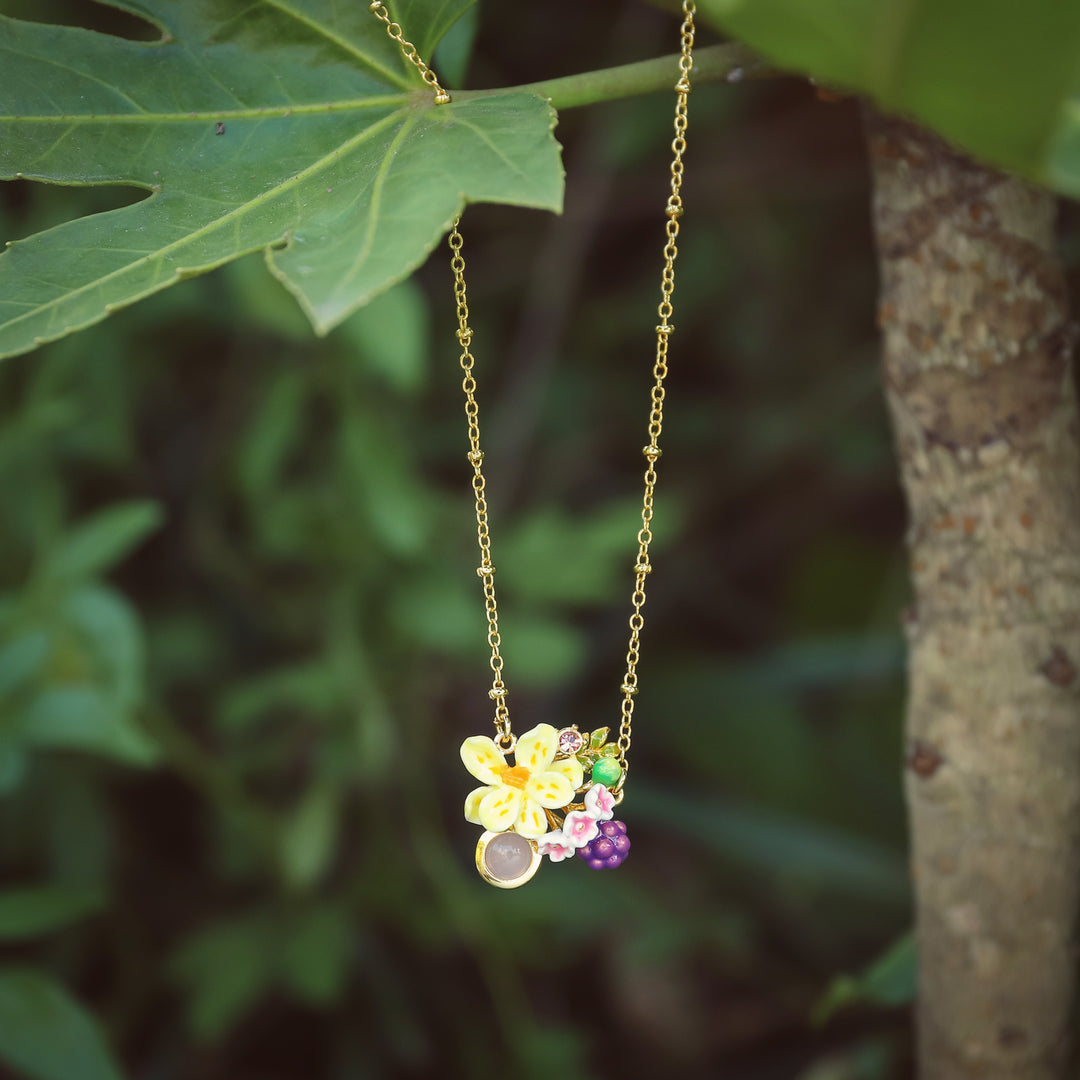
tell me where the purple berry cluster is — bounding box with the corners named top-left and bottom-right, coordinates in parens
top-left (578, 820), bottom-right (630, 870)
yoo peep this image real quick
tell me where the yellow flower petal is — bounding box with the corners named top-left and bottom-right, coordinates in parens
top-left (525, 770), bottom-right (574, 809)
top-left (460, 735), bottom-right (504, 784)
top-left (516, 797), bottom-right (548, 839)
top-left (464, 786), bottom-right (491, 825)
top-left (546, 756), bottom-right (584, 790)
top-left (514, 723), bottom-right (558, 773)
top-left (478, 786), bottom-right (522, 832)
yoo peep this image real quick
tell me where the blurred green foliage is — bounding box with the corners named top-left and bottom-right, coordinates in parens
top-left (698, 0), bottom-right (1080, 196)
top-left (815, 933), bottom-right (916, 1027)
top-left (0, 968), bottom-right (125, 1080)
top-left (0, 2), bottom-right (926, 1078)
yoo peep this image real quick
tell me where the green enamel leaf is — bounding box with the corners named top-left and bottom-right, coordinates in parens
top-left (0, 1), bottom-right (564, 360)
top-left (696, 0), bottom-right (1080, 197)
top-left (577, 750), bottom-right (599, 767)
top-left (589, 727), bottom-right (609, 749)
top-left (601, 743), bottom-right (619, 758)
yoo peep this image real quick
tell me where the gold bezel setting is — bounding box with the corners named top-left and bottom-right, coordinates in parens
top-left (475, 830), bottom-right (542, 889)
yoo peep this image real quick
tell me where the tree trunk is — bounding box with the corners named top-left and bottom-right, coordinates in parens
top-left (866, 114), bottom-right (1080, 1079)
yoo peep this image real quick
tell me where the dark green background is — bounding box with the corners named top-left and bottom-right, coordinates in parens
top-left (1, 0), bottom-right (1028, 1076)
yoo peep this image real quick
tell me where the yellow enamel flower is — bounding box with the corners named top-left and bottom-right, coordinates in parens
top-left (461, 723), bottom-right (584, 839)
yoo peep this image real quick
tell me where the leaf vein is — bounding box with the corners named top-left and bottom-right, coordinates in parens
top-left (0, 43), bottom-right (147, 114)
top-left (0, 97), bottom-right (409, 125)
top-left (336, 112), bottom-right (417, 291)
top-left (258, 0), bottom-right (410, 89)
top-left (0, 110), bottom-right (406, 338)
top-left (451, 114), bottom-right (539, 188)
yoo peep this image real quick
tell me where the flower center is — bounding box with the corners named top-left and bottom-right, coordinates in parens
top-left (498, 764), bottom-right (531, 790)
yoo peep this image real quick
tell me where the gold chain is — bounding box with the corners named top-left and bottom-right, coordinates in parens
top-left (372, 0), bottom-right (697, 777)
top-left (615, 1), bottom-right (695, 787)
top-left (368, 2), bottom-right (452, 104)
top-left (449, 228), bottom-right (513, 749)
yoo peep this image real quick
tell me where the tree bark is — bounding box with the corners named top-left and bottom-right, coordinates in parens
top-left (866, 114), bottom-right (1080, 1079)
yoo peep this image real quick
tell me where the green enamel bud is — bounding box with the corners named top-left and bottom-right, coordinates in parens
top-left (591, 757), bottom-right (622, 786)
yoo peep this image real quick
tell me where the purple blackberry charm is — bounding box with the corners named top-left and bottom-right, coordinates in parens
top-left (578, 819), bottom-right (630, 870)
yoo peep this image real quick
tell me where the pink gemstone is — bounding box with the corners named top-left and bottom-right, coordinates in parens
top-left (557, 728), bottom-right (584, 756)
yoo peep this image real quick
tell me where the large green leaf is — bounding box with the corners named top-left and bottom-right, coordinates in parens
top-left (0, 0), bottom-right (563, 359)
top-left (697, 0), bottom-right (1080, 196)
top-left (0, 968), bottom-right (125, 1080)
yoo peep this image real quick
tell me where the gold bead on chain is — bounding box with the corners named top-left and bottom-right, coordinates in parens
top-left (370, 0), bottom-right (697, 888)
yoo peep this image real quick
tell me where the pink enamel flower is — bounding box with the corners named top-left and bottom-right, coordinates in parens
top-left (537, 830), bottom-right (576, 863)
top-left (584, 783), bottom-right (616, 821)
top-left (563, 809), bottom-right (600, 848)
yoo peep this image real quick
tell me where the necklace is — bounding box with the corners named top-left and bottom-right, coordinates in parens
top-left (370, 0), bottom-right (696, 888)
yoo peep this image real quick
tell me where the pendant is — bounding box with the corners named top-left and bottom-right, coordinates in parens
top-left (461, 722), bottom-right (629, 887)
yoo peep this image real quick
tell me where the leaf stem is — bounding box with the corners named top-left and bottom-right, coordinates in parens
top-left (457, 43), bottom-right (767, 111)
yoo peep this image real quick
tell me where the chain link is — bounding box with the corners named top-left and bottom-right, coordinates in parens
top-left (375, 0), bottom-right (697, 769)
top-left (449, 225), bottom-right (514, 749)
top-left (614, 1), bottom-right (695, 789)
top-left (368, 2), bottom-right (451, 104)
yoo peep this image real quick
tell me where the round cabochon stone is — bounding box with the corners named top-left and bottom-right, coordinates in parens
top-left (480, 831), bottom-right (538, 887)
